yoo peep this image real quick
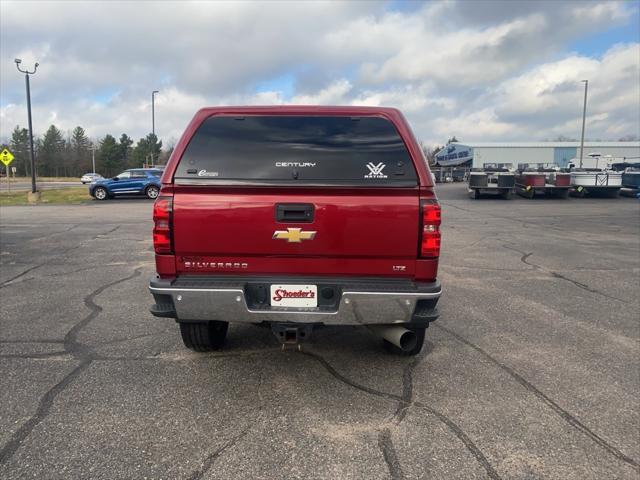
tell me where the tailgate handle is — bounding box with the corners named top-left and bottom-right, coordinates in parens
top-left (276, 203), bottom-right (314, 223)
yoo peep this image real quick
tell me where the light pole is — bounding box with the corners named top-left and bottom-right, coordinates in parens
top-left (579, 80), bottom-right (588, 169)
top-left (15, 59), bottom-right (39, 194)
top-left (152, 90), bottom-right (159, 136)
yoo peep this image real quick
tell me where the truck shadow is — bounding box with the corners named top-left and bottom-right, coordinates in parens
top-left (223, 323), bottom-right (436, 361)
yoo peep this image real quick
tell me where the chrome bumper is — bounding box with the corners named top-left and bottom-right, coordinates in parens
top-left (149, 279), bottom-right (441, 326)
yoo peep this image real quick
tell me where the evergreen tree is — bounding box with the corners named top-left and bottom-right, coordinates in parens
top-left (98, 134), bottom-right (121, 176)
top-left (10, 125), bottom-right (30, 176)
top-left (63, 137), bottom-right (73, 177)
top-left (132, 133), bottom-right (163, 167)
top-left (71, 126), bottom-right (90, 173)
top-left (34, 137), bottom-right (43, 177)
top-left (41, 125), bottom-right (65, 177)
top-left (147, 133), bottom-right (162, 163)
top-left (118, 133), bottom-right (134, 168)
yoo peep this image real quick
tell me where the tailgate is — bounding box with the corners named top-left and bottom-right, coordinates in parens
top-left (173, 187), bottom-right (419, 277)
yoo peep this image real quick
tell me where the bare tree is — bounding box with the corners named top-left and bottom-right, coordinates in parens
top-left (420, 141), bottom-right (443, 166)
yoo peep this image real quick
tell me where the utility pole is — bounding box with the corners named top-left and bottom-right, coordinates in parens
top-left (91, 143), bottom-right (97, 174)
top-left (152, 90), bottom-right (159, 136)
top-left (15, 59), bottom-right (39, 194)
top-left (152, 90), bottom-right (159, 166)
top-left (579, 80), bottom-right (588, 169)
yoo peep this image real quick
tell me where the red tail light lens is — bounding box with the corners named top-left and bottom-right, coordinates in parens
top-left (420, 201), bottom-right (441, 258)
top-left (153, 195), bottom-right (173, 254)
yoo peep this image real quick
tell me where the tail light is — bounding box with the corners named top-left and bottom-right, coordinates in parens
top-left (153, 195), bottom-right (173, 254)
top-left (420, 200), bottom-right (441, 258)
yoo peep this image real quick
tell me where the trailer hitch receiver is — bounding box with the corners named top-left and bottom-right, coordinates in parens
top-left (271, 323), bottom-right (314, 346)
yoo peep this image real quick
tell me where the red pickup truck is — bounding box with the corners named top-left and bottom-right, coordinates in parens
top-left (149, 106), bottom-right (441, 355)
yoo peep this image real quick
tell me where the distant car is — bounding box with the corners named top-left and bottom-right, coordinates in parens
top-left (89, 168), bottom-right (162, 200)
top-left (81, 173), bottom-right (103, 184)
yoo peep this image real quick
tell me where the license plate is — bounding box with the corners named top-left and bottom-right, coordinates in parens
top-left (270, 284), bottom-right (317, 308)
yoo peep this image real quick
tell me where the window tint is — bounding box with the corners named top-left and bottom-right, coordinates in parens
top-left (175, 116), bottom-right (417, 185)
top-left (148, 170), bottom-right (162, 177)
top-left (116, 172), bottom-right (131, 180)
top-left (131, 171), bottom-right (147, 178)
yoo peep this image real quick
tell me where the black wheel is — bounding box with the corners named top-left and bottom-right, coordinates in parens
top-left (473, 189), bottom-right (480, 199)
top-left (179, 321), bottom-right (229, 351)
top-left (501, 189), bottom-right (511, 200)
top-left (146, 185), bottom-right (160, 199)
top-left (93, 186), bottom-right (108, 200)
top-left (383, 327), bottom-right (426, 356)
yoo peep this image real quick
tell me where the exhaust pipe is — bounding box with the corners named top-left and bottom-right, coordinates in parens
top-left (369, 326), bottom-right (417, 352)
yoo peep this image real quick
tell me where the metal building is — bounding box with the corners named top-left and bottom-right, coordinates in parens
top-left (435, 142), bottom-right (640, 168)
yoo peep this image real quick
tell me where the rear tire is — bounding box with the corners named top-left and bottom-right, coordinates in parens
top-left (383, 327), bottom-right (426, 356)
top-left (93, 187), bottom-right (108, 200)
top-left (501, 189), bottom-right (511, 200)
top-left (179, 321), bottom-right (229, 351)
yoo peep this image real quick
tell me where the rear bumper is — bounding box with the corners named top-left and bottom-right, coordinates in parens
top-left (149, 275), bottom-right (441, 326)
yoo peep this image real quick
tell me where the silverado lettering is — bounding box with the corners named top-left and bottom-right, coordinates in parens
top-left (183, 260), bottom-right (248, 269)
top-left (149, 106), bottom-right (442, 355)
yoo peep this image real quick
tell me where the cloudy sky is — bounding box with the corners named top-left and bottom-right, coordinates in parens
top-left (1, 0), bottom-right (639, 147)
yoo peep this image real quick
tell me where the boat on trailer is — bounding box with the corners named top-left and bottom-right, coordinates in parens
top-left (515, 163), bottom-right (571, 199)
top-left (567, 153), bottom-right (631, 198)
top-left (468, 163), bottom-right (515, 199)
top-left (569, 169), bottom-right (622, 198)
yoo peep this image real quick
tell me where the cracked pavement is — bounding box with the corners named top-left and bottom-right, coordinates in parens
top-left (1, 185), bottom-right (639, 479)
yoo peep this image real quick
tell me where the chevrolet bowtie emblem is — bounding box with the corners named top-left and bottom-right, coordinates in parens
top-left (272, 228), bottom-right (317, 243)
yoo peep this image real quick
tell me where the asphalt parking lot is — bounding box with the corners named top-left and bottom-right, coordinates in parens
top-left (1, 183), bottom-right (638, 479)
